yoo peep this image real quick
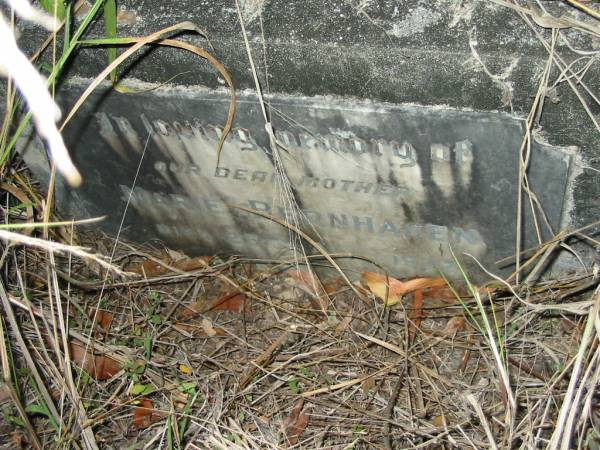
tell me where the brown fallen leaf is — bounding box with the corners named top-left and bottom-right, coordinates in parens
top-left (126, 251), bottom-right (171, 276)
top-left (180, 291), bottom-right (247, 319)
top-left (179, 302), bottom-right (202, 319)
top-left (362, 272), bottom-right (446, 306)
top-left (69, 341), bottom-right (121, 380)
top-left (409, 290), bottom-right (424, 342)
top-left (335, 314), bottom-right (353, 334)
top-left (10, 432), bottom-right (24, 449)
top-left (420, 284), bottom-right (457, 304)
top-left (361, 375), bottom-right (375, 393)
top-left (361, 272), bottom-right (403, 305)
top-left (127, 254), bottom-right (213, 277)
top-left (210, 292), bottom-right (246, 312)
top-left (323, 277), bottom-right (346, 295)
top-left (287, 269), bottom-right (329, 314)
top-left (90, 308), bottom-right (113, 331)
top-left (173, 322), bottom-right (227, 337)
top-left (201, 318), bottom-right (217, 337)
top-left (410, 283), bottom-right (462, 341)
top-left (440, 316), bottom-right (466, 337)
top-left (172, 255), bottom-right (214, 272)
top-left (132, 398), bottom-right (162, 429)
top-left (288, 269), bottom-right (325, 295)
top-left (283, 398), bottom-right (310, 446)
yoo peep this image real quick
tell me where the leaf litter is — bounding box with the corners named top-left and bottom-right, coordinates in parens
top-left (0, 227), bottom-right (599, 449)
top-left (2, 2), bottom-right (600, 446)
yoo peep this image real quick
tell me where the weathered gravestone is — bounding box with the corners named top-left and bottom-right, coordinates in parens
top-left (16, 0), bottom-right (600, 279)
top-left (22, 84), bottom-right (575, 278)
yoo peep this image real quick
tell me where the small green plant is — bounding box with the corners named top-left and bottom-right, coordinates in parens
top-left (130, 383), bottom-right (153, 397)
top-left (76, 368), bottom-right (95, 385)
top-left (352, 425), bottom-right (366, 434)
top-left (148, 291), bottom-right (161, 303)
top-left (176, 382), bottom-right (199, 441)
top-left (123, 359), bottom-right (146, 382)
top-left (23, 386), bottom-right (58, 432)
top-left (288, 376), bottom-right (300, 394)
top-left (227, 433), bottom-right (243, 445)
top-left (145, 294), bottom-right (163, 328)
top-left (148, 311), bottom-right (162, 326)
top-left (6, 413), bottom-right (26, 428)
top-left (444, 251), bottom-right (516, 418)
top-left (178, 382), bottom-right (197, 396)
top-left (299, 367), bottom-right (316, 379)
top-left (323, 373), bottom-right (335, 386)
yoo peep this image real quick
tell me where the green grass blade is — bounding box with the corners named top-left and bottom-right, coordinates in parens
top-left (38, 0), bottom-right (67, 21)
top-left (103, 0), bottom-right (118, 83)
top-left (1, 0), bottom-right (107, 165)
top-left (63, 1), bottom-right (72, 53)
top-left (79, 37), bottom-right (144, 45)
top-left (167, 414), bottom-right (174, 450)
top-left (440, 270), bottom-right (484, 335)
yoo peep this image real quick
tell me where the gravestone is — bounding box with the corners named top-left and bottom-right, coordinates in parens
top-left (15, 0), bottom-right (600, 279)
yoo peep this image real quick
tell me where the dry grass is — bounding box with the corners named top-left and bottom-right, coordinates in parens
top-left (0, 226), bottom-right (598, 449)
top-left (1, 1), bottom-right (600, 449)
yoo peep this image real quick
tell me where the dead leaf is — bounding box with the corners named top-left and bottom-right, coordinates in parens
top-left (288, 269), bottom-right (325, 295)
top-left (172, 255), bottom-right (213, 272)
top-left (362, 272), bottom-right (446, 306)
top-left (126, 251), bottom-right (171, 276)
top-left (409, 290), bottom-right (424, 342)
top-left (210, 292), bottom-right (246, 312)
top-left (420, 284), bottom-right (457, 304)
top-left (179, 364), bottom-right (193, 375)
top-left (165, 248), bottom-right (186, 260)
top-left (173, 322), bottom-right (226, 337)
top-left (179, 291), bottom-right (247, 319)
top-left (361, 376), bottom-right (375, 393)
top-left (335, 314), bottom-right (353, 334)
top-left (283, 398), bottom-right (310, 445)
top-left (127, 254), bottom-right (213, 277)
top-left (179, 301), bottom-right (202, 319)
top-left (132, 398), bottom-right (161, 429)
top-left (441, 316), bottom-right (465, 337)
top-left (11, 432), bottom-right (24, 449)
top-left (90, 308), bottom-right (113, 331)
top-left (201, 318), bottom-right (217, 337)
top-left (361, 272), bottom-right (403, 305)
top-left (287, 269), bottom-right (329, 313)
top-left (433, 415), bottom-right (445, 428)
top-left (323, 277), bottom-right (346, 295)
top-left (69, 341), bottom-right (121, 380)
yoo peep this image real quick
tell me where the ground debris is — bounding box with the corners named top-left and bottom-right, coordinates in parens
top-left (0, 234), bottom-right (598, 449)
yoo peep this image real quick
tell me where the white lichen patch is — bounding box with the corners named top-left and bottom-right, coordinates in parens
top-left (387, 6), bottom-right (442, 39)
top-left (239, 0), bottom-right (268, 23)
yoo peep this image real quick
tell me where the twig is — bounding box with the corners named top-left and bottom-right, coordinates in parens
top-left (237, 328), bottom-right (294, 391)
top-left (383, 369), bottom-right (406, 450)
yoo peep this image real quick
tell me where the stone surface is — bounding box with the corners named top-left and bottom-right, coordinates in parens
top-left (11, 0), bottom-right (600, 278)
top-left (21, 82), bottom-right (574, 278)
